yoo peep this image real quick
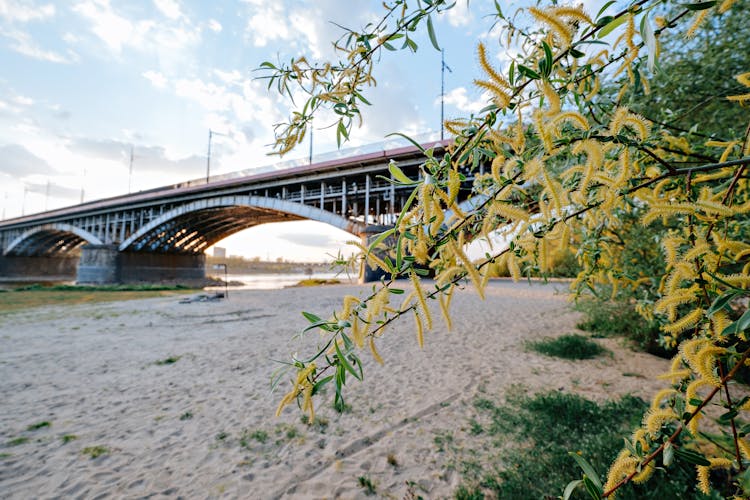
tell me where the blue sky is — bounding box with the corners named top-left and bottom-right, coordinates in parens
top-left (0, 0), bottom-right (523, 261)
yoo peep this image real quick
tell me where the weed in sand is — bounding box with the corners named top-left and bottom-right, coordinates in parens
top-left (433, 431), bottom-right (454, 452)
top-left (386, 453), bottom-right (398, 467)
top-left (179, 411), bottom-right (193, 421)
top-left (154, 355), bottom-right (181, 366)
top-left (61, 434), bottom-right (78, 444)
top-left (357, 475), bottom-right (377, 495)
top-left (6, 437), bottom-right (29, 447)
top-left (81, 445), bottom-right (109, 459)
top-left (26, 421), bottom-right (51, 431)
top-left (240, 429), bottom-right (268, 447)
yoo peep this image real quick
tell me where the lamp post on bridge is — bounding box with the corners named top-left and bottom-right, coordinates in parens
top-left (206, 129), bottom-right (229, 184)
top-left (213, 263), bottom-right (228, 299)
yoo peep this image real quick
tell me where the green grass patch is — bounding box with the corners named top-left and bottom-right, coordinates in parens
top-left (155, 355), bottom-right (181, 366)
top-left (575, 298), bottom-right (667, 357)
top-left (240, 429), bottom-right (268, 447)
top-left (0, 288), bottom-right (196, 313)
top-left (61, 434), bottom-right (78, 444)
top-left (526, 334), bottom-right (606, 360)
top-left (5, 437), bottom-right (29, 447)
top-left (456, 391), bottom-right (708, 499)
top-left (81, 445), bottom-right (109, 459)
top-left (26, 421), bottom-right (51, 431)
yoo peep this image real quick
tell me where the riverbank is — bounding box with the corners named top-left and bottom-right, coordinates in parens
top-left (0, 281), bottom-right (669, 498)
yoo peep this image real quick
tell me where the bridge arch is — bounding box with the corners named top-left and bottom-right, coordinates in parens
top-left (119, 195), bottom-right (364, 253)
top-left (5, 223), bottom-right (104, 257)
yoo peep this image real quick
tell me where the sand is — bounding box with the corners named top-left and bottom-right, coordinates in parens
top-left (0, 280), bottom-right (670, 499)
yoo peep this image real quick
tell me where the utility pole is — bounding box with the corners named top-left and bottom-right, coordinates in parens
top-left (308, 123), bottom-right (314, 164)
top-left (206, 129), bottom-right (213, 183)
top-left (128, 145), bottom-right (134, 193)
top-left (206, 129), bottom-right (229, 183)
top-left (441, 49), bottom-right (452, 141)
top-left (80, 167), bottom-right (86, 204)
top-left (44, 180), bottom-right (50, 211)
top-left (22, 186), bottom-right (27, 216)
top-left (1, 192), bottom-right (6, 220)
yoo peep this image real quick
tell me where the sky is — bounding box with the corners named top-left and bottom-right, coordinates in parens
top-left (0, 0), bottom-right (528, 262)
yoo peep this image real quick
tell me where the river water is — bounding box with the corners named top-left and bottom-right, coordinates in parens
top-left (0, 272), bottom-right (356, 291)
top-left (206, 272), bottom-right (355, 290)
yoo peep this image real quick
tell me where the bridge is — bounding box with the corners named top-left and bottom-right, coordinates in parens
top-left (0, 139), bottom-right (473, 284)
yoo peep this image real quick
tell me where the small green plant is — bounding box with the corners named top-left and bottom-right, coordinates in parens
top-left (61, 434), bottom-right (78, 444)
top-left (179, 411), bottom-right (193, 421)
top-left (357, 475), bottom-right (377, 495)
top-left (81, 445), bottom-right (109, 459)
top-left (155, 355), bottom-right (181, 366)
top-left (301, 415), bottom-right (329, 432)
top-left (26, 421), bottom-right (51, 431)
top-left (434, 431), bottom-right (454, 452)
top-left (467, 418), bottom-right (483, 436)
top-left (240, 429), bottom-right (268, 447)
top-left (526, 334), bottom-right (605, 360)
top-left (215, 431), bottom-right (229, 441)
top-left (6, 437), bottom-right (29, 447)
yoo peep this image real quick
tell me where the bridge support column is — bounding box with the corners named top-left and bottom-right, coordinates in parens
top-left (358, 226), bottom-right (395, 283)
top-left (77, 244), bottom-right (119, 284)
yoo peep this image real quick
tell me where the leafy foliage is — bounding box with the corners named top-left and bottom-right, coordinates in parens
top-left (526, 334), bottom-right (607, 360)
top-left (263, 0), bottom-right (750, 497)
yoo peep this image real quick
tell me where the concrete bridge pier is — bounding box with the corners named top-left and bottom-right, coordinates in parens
top-left (76, 244), bottom-right (206, 285)
top-left (359, 226), bottom-right (396, 283)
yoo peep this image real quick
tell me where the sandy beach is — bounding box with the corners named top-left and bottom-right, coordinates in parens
top-left (0, 280), bottom-right (670, 499)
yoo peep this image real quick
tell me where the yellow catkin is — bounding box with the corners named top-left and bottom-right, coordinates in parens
top-left (604, 451), bottom-right (637, 497)
top-left (686, 10), bottom-right (710, 38)
top-left (529, 7), bottom-right (573, 47)
top-left (474, 79), bottom-right (511, 109)
top-left (439, 289), bottom-right (453, 331)
top-left (539, 80), bottom-right (561, 117)
top-left (413, 309), bottom-right (424, 348)
top-left (369, 337), bottom-right (384, 365)
top-left (644, 408), bottom-right (678, 439)
top-left (552, 5), bottom-right (593, 25)
top-left (711, 311), bottom-right (731, 338)
top-left (552, 111), bottom-right (590, 134)
top-left (651, 388), bottom-right (677, 410)
top-left (719, 0), bottom-right (737, 12)
top-left (448, 240), bottom-right (485, 299)
top-left (410, 271), bottom-right (433, 330)
top-left (477, 42), bottom-right (511, 89)
top-left (695, 345), bottom-right (725, 386)
top-left (351, 315), bottom-right (364, 348)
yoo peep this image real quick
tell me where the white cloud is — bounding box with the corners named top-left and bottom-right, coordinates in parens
top-left (142, 70), bottom-right (167, 89)
top-left (441, 86), bottom-right (487, 113)
top-left (0, 27), bottom-right (75, 63)
top-left (207, 19), bottom-right (221, 33)
top-left (73, 0), bottom-right (200, 54)
top-left (153, 0), bottom-right (183, 20)
top-left (244, 2), bottom-right (289, 47)
top-left (445, 1), bottom-right (474, 28)
top-left (0, 0), bottom-right (55, 23)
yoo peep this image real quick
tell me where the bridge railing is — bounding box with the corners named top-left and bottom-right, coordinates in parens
top-left (176, 131), bottom-right (445, 189)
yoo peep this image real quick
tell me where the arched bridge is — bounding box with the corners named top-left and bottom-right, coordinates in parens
top-left (0, 139), bottom-right (475, 284)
